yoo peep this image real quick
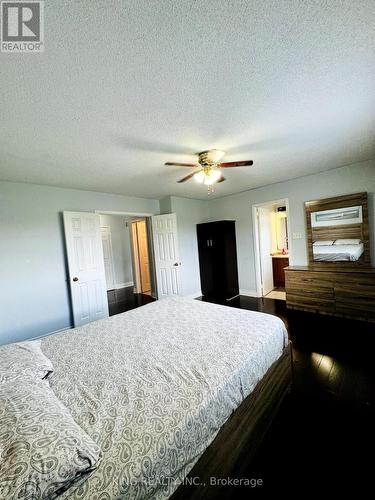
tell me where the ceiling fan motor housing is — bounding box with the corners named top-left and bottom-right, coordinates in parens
top-left (198, 150), bottom-right (226, 166)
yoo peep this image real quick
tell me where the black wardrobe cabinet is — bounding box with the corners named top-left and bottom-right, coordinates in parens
top-left (196, 220), bottom-right (239, 300)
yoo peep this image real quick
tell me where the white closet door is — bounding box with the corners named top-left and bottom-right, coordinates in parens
top-left (151, 213), bottom-right (181, 298)
top-left (63, 212), bottom-right (109, 326)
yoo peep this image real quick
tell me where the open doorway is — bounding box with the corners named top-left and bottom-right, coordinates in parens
top-left (63, 210), bottom-right (182, 328)
top-left (253, 199), bottom-right (291, 301)
top-left (131, 219), bottom-right (152, 296)
top-left (99, 213), bottom-right (156, 316)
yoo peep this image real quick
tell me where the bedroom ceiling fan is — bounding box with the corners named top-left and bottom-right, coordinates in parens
top-left (165, 150), bottom-right (253, 191)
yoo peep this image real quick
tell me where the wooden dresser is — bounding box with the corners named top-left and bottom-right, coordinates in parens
top-left (285, 266), bottom-right (375, 322)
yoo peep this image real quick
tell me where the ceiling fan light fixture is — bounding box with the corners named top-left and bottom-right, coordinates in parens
top-left (203, 176), bottom-right (215, 186)
top-left (194, 171), bottom-right (205, 183)
top-left (209, 167), bottom-right (222, 182)
top-left (195, 166), bottom-right (222, 185)
top-left (166, 149), bottom-right (253, 188)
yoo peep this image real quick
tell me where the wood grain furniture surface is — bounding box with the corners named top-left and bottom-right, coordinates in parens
top-left (285, 266), bottom-right (375, 322)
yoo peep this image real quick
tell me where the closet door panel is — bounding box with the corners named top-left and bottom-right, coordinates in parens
top-left (197, 221), bottom-right (239, 299)
top-left (197, 223), bottom-right (215, 296)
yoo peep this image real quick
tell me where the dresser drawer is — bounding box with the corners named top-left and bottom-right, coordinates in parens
top-left (285, 267), bottom-right (375, 322)
top-left (286, 293), bottom-right (334, 313)
top-left (285, 270), bottom-right (335, 312)
top-left (334, 273), bottom-right (375, 287)
top-left (286, 284), bottom-right (333, 299)
top-left (335, 284), bottom-right (375, 320)
top-left (285, 271), bottom-right (335, 287)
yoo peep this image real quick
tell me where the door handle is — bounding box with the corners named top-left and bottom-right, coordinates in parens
top-left (72, 277), bottom-right (79, 282)
top-left (174, 262), bottom-right (179, 266)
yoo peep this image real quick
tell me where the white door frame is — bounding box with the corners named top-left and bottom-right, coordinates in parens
top-left (95, 210), bottom-right (157, 298)
top-left (252, 198), bottom-right (293, 297)
top-left (97, 210), bottom-right (155, 217)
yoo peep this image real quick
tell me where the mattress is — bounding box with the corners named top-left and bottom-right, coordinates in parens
top-left (41, 297), bottom-right (288, 499)
top-left (313, 243), bottom-right (364, 261)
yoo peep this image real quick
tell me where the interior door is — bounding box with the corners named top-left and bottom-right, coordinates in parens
top-left (63, 212), bottom-right (109, 326)
top-left (151, 213), bottom-right (181, 298)
top-left (258, 207), bottom-right (274, 296)
top-left (136, 220), bottom-right (151, 293)
top-left (100, 226), bottom-right (115, 290)
top-left (197, 223), bottom-right (215, 296)
top-left (131, 221), bottom-right (142, 293)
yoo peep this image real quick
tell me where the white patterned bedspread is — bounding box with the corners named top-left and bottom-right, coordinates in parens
top-left (41, 297), bottom-right (288, 500)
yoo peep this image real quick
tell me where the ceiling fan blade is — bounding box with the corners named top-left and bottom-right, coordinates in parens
top-left (220, 160), bottom-right (253, 168)
top-left (165, 162), bottom-right (197, 167)
top-left (177, 172), bottom-right (197, 183)
top-left (217, 175), bottom-right (226, 183)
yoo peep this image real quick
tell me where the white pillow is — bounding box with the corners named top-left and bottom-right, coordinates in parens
top-left (0, 340), bottom-right (53, 384)
top-left (333, 238), bottom-right (361, 245)
top-left (313, 240), bottom-right (334, 246)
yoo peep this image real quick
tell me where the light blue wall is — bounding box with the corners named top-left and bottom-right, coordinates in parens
top-left (0, 182), bottom-right (159, 344)
top-left (207, 160), bottom-right (375, 293)
top-left (159, 197), bottom-right (172, 214)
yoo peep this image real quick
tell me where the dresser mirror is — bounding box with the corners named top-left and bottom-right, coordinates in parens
top-left (305, 192), bottom-right (370, 267)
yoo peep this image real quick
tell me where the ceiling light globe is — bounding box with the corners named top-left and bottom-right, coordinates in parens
top-left (210, 168), bottom-right (222, 182)
top-left (194, 171), bottom-right (205, 183)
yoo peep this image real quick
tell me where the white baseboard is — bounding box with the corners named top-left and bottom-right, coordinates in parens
top-left (240, 289), bottom-right (261, 298)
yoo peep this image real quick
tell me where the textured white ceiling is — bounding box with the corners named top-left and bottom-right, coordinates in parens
top-left (0, 0), bottom-right (374, 200)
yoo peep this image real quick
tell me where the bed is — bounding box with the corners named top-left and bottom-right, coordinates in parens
top-left (313, 242), bottom-right (364, 261)
top-left (3, 297), bottom-right (291, 499)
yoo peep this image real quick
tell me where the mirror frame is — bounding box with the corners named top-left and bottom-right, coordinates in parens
top-left (305, 192), bottom-right (370, 268)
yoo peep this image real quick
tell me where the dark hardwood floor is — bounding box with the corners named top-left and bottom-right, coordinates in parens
top-left (198, 295), bottom-right (375, 497)
top-left (107, 286), bottom-right (155, 316)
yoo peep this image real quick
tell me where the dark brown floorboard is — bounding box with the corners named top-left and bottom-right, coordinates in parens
top-left (107, 286), bottom-right (155, 316)
top-left (197, 295), bottom-right (375, 497)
